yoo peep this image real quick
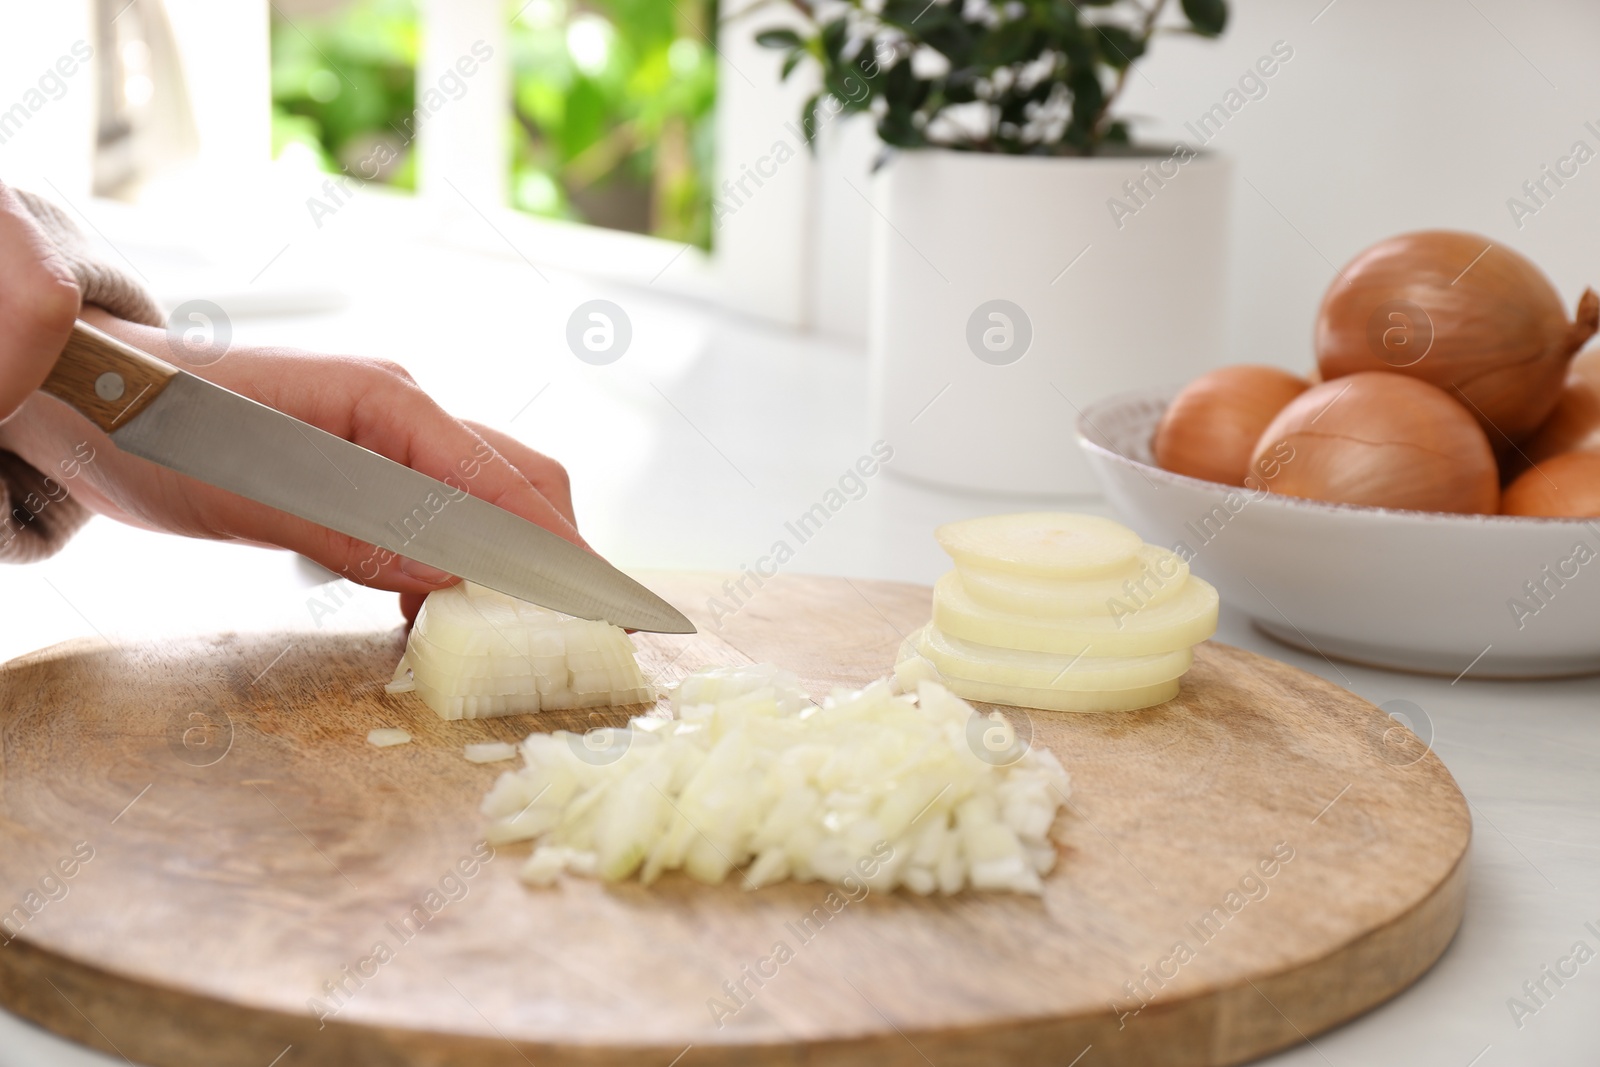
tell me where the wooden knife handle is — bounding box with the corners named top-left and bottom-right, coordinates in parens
top-left (41, 320), bottom-right (180, 433)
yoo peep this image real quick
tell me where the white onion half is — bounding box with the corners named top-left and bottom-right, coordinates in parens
top-left (387, 583), bottom-right (655, 720)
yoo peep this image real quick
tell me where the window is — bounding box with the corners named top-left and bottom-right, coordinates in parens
top-left (269, 0), bottom-right (717, 248)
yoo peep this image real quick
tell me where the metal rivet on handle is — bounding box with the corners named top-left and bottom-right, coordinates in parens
top-left (94, 372), bottom-right (126, 402)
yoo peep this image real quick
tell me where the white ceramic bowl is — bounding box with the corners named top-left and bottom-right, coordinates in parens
top-left (1077, 388), bottom-right (1600, 678)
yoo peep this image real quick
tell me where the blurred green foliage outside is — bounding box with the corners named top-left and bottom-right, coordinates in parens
top-left (270, 0), bottom-right (717, 247)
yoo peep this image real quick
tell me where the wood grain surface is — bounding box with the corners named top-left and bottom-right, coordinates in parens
top-left (0, 573), bottom-right (1470, 1067)
top-left (40, 320), bottom-right (178, 433)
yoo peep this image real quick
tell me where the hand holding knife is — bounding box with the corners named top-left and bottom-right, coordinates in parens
top-left (38, 319), bottom-right (694, 634)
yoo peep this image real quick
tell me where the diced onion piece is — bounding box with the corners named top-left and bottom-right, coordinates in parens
top-left (367, 728), bottom-right (412, 747)
top-left (958, 544), bottom-right (1189, 618)
top-left (940, 674), bottom-right (1180, 713)
top-left (933, 572), bottom-right (1219, 656)
top-left (522, 845), bottom-right (597, 886)
top-left (892, 652), bottom-right (942, 694)
top-left (670, 663), bottom-right (810, 714)
top-left (935, 513), bottom-right (1141, 578)
top-left (464, 741), bottom-right (518, 763)
top-left (908, 624), bottom-right (1191, 691)
top-left (485, 665), bottom-right (1070, 896)
top-left (391, 582), bottom-right (655, 720)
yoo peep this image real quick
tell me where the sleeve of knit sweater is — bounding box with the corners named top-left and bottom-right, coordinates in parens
top-left (0, 189), bottom-right (165, 563)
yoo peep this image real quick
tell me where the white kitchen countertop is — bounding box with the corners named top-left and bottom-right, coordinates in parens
top-left (0, 202), bottom-right (1596, 1067)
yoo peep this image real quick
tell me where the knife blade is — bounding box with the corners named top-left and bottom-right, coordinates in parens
top-left (42, 320), bottom-right (695, 634)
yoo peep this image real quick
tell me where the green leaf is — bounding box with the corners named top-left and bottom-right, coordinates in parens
top-left (975, 20), bottom-right (1039, 67)
top-left (1094, 25), bottom-right (1145, 69)
top-left (921, 23), bottom-right (976, 67)
top-left (1046, 0), bottom-right (1083, 28)
top-left (556, 77), bottom-right (607, 160)
top-left (799, 91), bottom-right (824, 150)
top-left (852, 48), bottom-right (887, 89)
top-left (1180, 0), bottom-right (1227, 37)
top-left (1058, 27), bottom-right (1099, 71)
top-left (881, 0), bottom-right (953, 32)
top-left (877, 110), bottom-right (926, 147)
top-left (941, 78), bottom-right (979, 104)
top-left (1066, 65), bottom-right (1103, 133)
top-left (885, 54), bottom-right (917, 98)
top-left (825, 66), bottom-right (874, 112)
top-left (755, 28), bottom-right (804, 50)
top-left (781, 49), bottom-right (805, 80)
top-left (819, 17), bottom-right (849, 57)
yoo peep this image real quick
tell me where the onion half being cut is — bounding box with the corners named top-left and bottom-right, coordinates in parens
top-left (387, 583), bottom-right (655, 720)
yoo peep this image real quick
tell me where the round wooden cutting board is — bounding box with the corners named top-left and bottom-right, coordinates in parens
top-left (0, 573), bottom-right (1468, 1067)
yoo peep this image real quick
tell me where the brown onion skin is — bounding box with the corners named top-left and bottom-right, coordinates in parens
top-left (1503, 451), bottom-right (1600, 517)
top-left (1153, 365), bottom-right (1309, 486)
top-left (1249, 372), bottom-right (1500, 514)
top-left (1315, 230), bottom-right (1599, 444)
top-left (1524, 348), bottom-right (1600, 466)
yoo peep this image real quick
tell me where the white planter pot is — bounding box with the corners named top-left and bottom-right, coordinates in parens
top-left (869, 148), bottom-right (1230, 495)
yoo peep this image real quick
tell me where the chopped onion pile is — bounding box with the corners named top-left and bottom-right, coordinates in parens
top-left (901, 513), bottom-right (1218, 713)
top-left (480, 664), bottom-right (1070, 895)
top-left (387, 582), bottom-right (654, 720)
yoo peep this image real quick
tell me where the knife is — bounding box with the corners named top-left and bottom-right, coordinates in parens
top-left (42, 320), bottom-right (695, 634)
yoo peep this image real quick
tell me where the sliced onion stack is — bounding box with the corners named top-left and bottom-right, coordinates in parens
top-left (387, 582), bottom-right (655, 720)
top-left (899, 513), bottom-right (1217, 713)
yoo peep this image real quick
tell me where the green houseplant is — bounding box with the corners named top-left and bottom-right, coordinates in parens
top-left (752, 0), bottom-right (1238, 495)
top-left (756, 0), bottom-right (1226, 156)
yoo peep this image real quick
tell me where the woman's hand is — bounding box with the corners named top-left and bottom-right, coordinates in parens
top-left (1, 308), bottom-right (587, 623)
top-left (0, 186), bottom-right (83, 423)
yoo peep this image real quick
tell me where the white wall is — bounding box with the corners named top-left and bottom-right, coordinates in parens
top-left (800, 0), bottom-right (1600, 361)
top-left (0, 1), bottom-right (97, 198)
top-left (161, 0), bottom-right (271, 176)
top-left (712, 0), bottom-right (819, 327)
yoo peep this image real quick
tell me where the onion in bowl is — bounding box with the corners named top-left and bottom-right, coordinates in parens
top-left (1503, 451), bottom-right (1600, 517)
top-left (1249, 373), bottom-right (1500, 514)
top-left (1314, 230), bottom-right (1597, 443)
top-left (1153, 365), bottom-right (1310, 486)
